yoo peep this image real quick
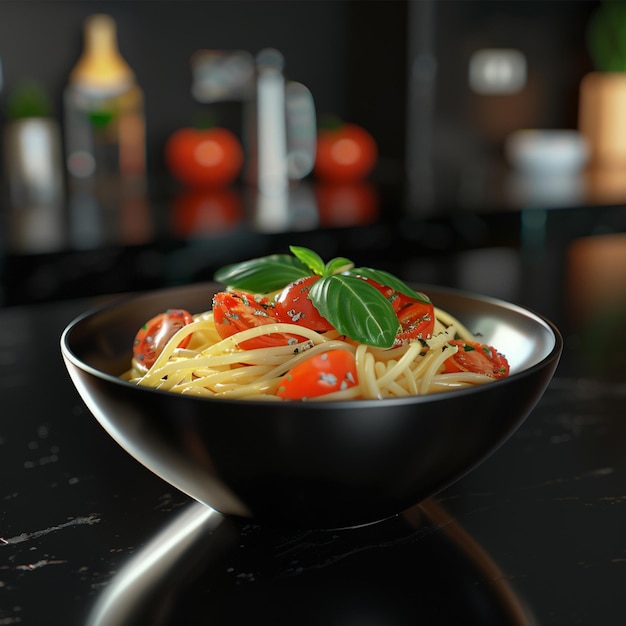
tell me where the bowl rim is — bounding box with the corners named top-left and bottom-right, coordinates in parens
top-left (60, 282), bottom-right (564, 409)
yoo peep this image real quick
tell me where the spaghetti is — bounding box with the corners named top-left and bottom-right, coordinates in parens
top-left (124, 306), bottom-right (503, 401)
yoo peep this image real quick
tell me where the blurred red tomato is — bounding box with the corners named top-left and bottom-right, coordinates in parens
top-left (313, 122), bottom-right (378, 183)
top-left (315, 181), bottom-right (379, 227)
top-left (165, 127), bottom-right (244, 188)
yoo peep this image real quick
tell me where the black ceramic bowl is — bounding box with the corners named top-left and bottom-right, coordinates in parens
top-left (61, 282), bottom-right (562, 530)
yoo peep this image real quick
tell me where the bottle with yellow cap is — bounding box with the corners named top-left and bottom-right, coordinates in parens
top-left (64, 13), bottom-right (146, 213)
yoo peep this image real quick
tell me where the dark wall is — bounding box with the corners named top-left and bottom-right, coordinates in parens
top-left (433, 1), bottom-right (596, 147)
top-left (0, 1), bottom-right (601, 197)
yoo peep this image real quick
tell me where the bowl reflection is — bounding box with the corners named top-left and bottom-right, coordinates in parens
top-left (61, 282), bottom-right (562, 530)
top-left (87, 499), bottom-right (537, 626)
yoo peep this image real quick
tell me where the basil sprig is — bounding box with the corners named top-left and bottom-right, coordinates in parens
top-left (213, 253), bottom-right (310, 292)
top-left (213, 245), bottom-right (430, 348)
top-left (308, 273), bottom-right (400, 348)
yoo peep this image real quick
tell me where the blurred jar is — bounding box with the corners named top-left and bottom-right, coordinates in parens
top-left (4, 80), bottom-right (64, 209)
top-left (64, 13), bottom-right (146, 205)
top-left (578, 72), bottom-right (626, 170)
top-left (3, 80), bottom-right (66, 252)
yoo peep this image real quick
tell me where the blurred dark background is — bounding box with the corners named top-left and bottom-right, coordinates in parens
top-left (0, 1), bottom-right (597, 184)
top-left (1, 0), bottom-right (618, 309)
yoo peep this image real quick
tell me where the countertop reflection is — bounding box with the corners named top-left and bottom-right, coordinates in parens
top-left (88, 499), bottom-right (535, 626)
top-left (2, 176), bottom-right (626, 313)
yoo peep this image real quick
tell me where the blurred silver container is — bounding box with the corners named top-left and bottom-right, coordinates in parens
top-left (3, 117), bottom-right (65, 208)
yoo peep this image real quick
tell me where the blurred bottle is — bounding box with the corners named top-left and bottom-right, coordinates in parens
top-left (64, 13), bottom-right (146, 227)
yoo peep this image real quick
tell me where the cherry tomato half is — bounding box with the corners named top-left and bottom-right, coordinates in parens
top-left (313, 122), bottom-right (378, 183)
top-left (133, 309), bottom-right (194, 371)
top-left (443, 340), bottom-right (510, 379)
top-left (165, 127), bottom-right (244, 189)
top-left (274, 275), bottom-right (333, 332)
top-left (212, 290), bottom-right (304, 350)
top-left (276, 349), bottom-right (358, 400)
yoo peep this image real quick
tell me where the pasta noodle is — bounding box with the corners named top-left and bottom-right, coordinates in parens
top-left (124, 306), bottom-right (499, 401)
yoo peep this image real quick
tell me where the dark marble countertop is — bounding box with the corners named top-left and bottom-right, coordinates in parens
top-left (1, 203), bottom-right (626, 625)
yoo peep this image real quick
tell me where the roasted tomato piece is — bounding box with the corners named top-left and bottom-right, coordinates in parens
top-left (360, 277), bottom-right (405, 312)
top-left (359, 277), bottom-right (434, 346)
top-left (273, 275), bottom-right (333, 332)
top-left (443, 340), bottom-right (510, 379)
top-left (133, 309), bottom-right (194, 370)
top-left (394, 299), bottom-right (435, 346)
top-left (276, 349), bottom-right (358, 400)
top-left (212, 290), bottom-right (304, 350)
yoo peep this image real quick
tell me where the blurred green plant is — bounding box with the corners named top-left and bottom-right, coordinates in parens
top-left (587, 1), bottom-right (626, 72)
top-left (6, 79), bottom-right (51, 120)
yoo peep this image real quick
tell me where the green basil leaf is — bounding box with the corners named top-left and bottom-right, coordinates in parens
top-left (214, 254), bottom-right (310, 292)
top-left (346, 267), bottom-right (431, 303)
top-left (324, 256), bottom-right (354, 276)
top-left (289, 246), bottom-right (325, 275)
top-left (309, 275), bottom-right (400, 348)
